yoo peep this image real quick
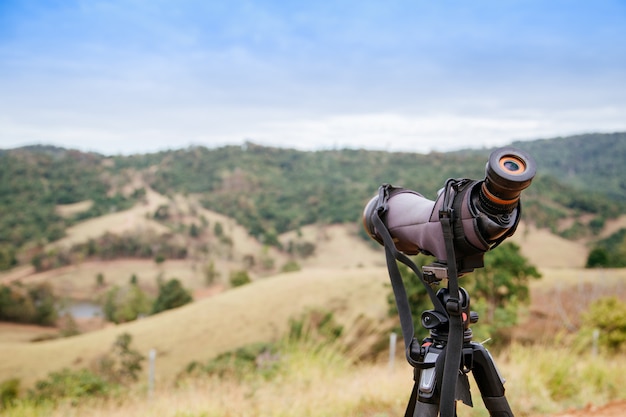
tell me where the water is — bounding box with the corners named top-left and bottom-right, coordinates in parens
top-left (60, 300), bottom-right (103, 319)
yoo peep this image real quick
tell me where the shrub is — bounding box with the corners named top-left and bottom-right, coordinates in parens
top-left (281, 260), bottom-right (301, 273)
top-left (0, 282), bottom-right (59, 326)
top-left (101, 285), bottom-right (152, 324)
top-left (0, 378), bottom-right (19, 409)
top-left (93, 333), bottom-right (145, 384)
top-left (586, 247), bottom-right (610, 268)
top-left (229, 270), bottom-right (251, 287)
top-left (187, 343), bottom-right (280, 381)
top-left (287, 309), bottom-right (343, 344)
top-left (152, 279), bottom-right (192, 314)
top-left (581, 296), bottom-right (626, 353)
top-left (29, 369), bottom-right (112, 405)
top-left (0, 246), bottom-right (17, 271)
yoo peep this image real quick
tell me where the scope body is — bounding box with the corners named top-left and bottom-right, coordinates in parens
top-left (363, 147), bottom-right (536, 273)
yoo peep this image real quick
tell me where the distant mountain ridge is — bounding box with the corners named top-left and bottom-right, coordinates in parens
top-left (511, 132), bottom-right (626, 202)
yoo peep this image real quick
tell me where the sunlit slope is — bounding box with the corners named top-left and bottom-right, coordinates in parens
top-left (0, 266), bottom-right (390, 386)
top-left (509, 222), bottom-right (589, 268)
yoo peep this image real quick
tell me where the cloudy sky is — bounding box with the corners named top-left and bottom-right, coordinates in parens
top-left (1, 1), bottom-right (625, 155)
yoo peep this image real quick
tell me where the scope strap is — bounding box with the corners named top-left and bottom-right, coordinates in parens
top-left (439, 179), bottom-right (466, 417)
top-left (372, 184), bottom-right (448, 417)
top-left (372, 185), bottom-right (446, 364)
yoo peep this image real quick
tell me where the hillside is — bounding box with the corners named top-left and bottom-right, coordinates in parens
top-left (511, 132), bottom-right (626, 202)
top-left (0, 266), bottom-right (393, 387)
top-left (1, 133), bottom-right (625, 263)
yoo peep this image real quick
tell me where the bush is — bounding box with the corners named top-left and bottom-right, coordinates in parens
top-left (581, 296), bottom-right (626, 353)
top-left (0, 378), bottom-right (19, 409)
top-left (281, 260), bottom-right (301, 273)
top-left (229, 270), bottom-right (251, 287)
top-left (586, 247), bottom-right (610, 268)
top-left (186, 343), bottom-right (280, 381)
top-left (586, 228), bottom-right (626, 268)
top-left (287, 309), bottom-right (343, 344)
top-left (0, 282), bottom-right (59, 326)
top-left (93, 333), bottom-right (145, 384)
top-left (101, 285), bottom-right (152, 324)
top-left (0, 246), bottom-right (17, 271)
top-left (30, 333), bottom-right (145, 405)
top-left (152, 279), bottom-right (192, 314)
top-left (29, 369), bottom-right (112, 405)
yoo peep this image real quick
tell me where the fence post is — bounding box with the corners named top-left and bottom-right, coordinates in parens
top-left (148, 348), bottom-right (156, 400)
top-left (592, 329), bottom-right (600, 357)
top-left (389, 332), bottom-right (397, 372)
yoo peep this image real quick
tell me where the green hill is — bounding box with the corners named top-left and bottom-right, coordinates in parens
top-left (1, 132), bottom-right (625, 269)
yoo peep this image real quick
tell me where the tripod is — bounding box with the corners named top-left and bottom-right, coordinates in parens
top-left (406, 266), bottom-right (514, 417)
top-left (369, 182), bottom-right (517, 417)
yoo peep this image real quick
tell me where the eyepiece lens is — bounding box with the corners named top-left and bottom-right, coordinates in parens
top-left (503, 160), bottom-right (519, 171)
top-left (483, 147), bottom-right (536, 208)
top-left (499, 156), bottom-right (526, 175)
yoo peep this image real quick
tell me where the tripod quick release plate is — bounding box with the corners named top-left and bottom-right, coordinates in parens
top-left (422, 264), bottom-right (449, 283)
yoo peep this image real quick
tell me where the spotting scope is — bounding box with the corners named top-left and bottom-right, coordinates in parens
top-left (363, 147), bottom-right (536, 274)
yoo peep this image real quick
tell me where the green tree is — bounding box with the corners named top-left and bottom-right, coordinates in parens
top-left (466, 242), bottom-right (541, 344)
top-left (0, 246), bottom-right (17, 271)
top-left (29, 282), bottom-right (58, 326)
top-left (108, 333), bottom-right (145, 383)
top-left (586, 229), bottom-right (626, 268)
top-left (586, 247), bottom-right (610, 268)
top-left (101, 285), bottom-right (152, 324)
top-left (152, 278), bottom-right (192, 314)
top-left (3, 290), bottom-right (36, 323)
top-left (102, 286), bottom-right (120, 323)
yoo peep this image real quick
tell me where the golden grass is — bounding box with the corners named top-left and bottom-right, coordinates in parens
top-left (4, 340), bottom-right (626, 417)
top-left (509, 223), bottom-right (588, 269)
top-left (502, 344), bottom-right (626, 416)
top-left (0, 267), bottom-right (392, 387)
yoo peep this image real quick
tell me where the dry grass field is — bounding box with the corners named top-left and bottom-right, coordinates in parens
top-left (0, 265), bottom-right (394, 387)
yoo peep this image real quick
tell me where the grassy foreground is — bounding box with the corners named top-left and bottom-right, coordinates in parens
top-left (3, 338), bottom-right (625, 417)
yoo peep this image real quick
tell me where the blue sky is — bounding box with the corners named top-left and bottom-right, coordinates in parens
top-left (1, 0), bottom-right (625, 155)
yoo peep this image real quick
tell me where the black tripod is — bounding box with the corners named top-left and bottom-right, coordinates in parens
top-left (405, 265), bottom-right (514, 417)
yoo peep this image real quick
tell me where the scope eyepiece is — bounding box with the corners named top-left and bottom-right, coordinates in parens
top-left (481, 147), bottom-right (536, 214)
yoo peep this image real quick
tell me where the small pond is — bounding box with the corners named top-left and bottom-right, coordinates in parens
top-left (59, 300), bottom-right (103, 319)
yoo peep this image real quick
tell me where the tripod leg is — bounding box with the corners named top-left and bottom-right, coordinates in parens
top-left (470, 342), bottom-right (514, 417)
top-left (406, 368), bottom-right (440, 417)
top-left (413, 400), bottom-right (440, 417)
